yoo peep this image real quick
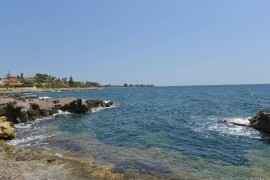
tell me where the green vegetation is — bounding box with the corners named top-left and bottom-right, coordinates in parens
top-left (0, 72), bottom-right (101, 89)
top-left (0, 72), bottom-right (154, 89)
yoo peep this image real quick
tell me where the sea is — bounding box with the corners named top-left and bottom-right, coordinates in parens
top-left (9, 85), bottom-right (270, 179)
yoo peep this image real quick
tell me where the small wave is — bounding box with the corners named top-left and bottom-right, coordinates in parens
top-left (208, 117), bottom-right (260, 138)
top-left (14, 123), bottom-right (33, 129)
top-left (13, 116), bottom-right (53, 129)
top-left (22, 94), bottom-right (37, 98)
top-left (53, 110), bottom-right (72, 117)
top-left (9, 134), bottom-right (52, 146)
top-left (38, 96), bottom-right (52, 99)
top-left (91, 105), bottom-right (117, 112)
top-left (225, 117), bottom-right (252, 126)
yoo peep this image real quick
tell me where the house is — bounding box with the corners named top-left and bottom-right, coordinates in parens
top-left (6, 79), bottom-right (22, 86)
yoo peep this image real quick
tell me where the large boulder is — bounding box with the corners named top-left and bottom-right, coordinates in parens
top-left (60, 99), bottom-right (88, 114)
top-left (0, 116), bottom-right (15, 140)
top-left (249, 110), bottom-right (270, 133)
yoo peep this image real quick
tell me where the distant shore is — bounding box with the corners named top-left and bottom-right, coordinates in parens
top-left (0, 86), bottom-right (155, 95)
top-left (0, 87), bottom-right (99, 95)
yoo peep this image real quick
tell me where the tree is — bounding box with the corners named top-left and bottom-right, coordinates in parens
top-left (6, 71), bottom-right (11, 78)
top-left (36, 73), bottom-right (49, 83)
top-left (20, 73), bottom-right (24, 79)
top-left (69, 76), bottom-right (73, 83)
top-left (68, 76), bottom-right (76, 87)
top-left (4, 83), bottom-right (10, 90)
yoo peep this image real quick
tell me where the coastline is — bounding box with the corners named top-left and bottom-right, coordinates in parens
top-left (0, 87), bottom-right (99, 95)
top-left (0, 94), bottom-right (170, 179)
top-left (0, 94), bottom-right (172, 179)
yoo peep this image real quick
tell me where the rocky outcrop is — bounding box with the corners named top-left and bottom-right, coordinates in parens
top-left (0, 96), bottom-right (113, 124)
top-left (224, 110), bottom-right (270, 134)
top-left (60, 99), bottom-right (88, 113)
top-left (0, 116), bottom-right (15, 140)
top-left (249, 110), bottom-right (270, 133)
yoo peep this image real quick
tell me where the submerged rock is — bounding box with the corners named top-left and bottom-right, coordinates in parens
top-left (249, 110), bottom-right (270, 133)
top-left (0, 116), bottom-right (15, 140)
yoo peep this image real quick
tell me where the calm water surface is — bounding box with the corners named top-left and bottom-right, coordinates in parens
top-left (10, 85), bottom-right (270, 179)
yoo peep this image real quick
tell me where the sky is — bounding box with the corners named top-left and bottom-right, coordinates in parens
top-left (0, 0), bottom-right (270, 86)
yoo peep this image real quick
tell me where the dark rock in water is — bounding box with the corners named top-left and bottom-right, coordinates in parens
top-left (224, 110), bottom-right (270, 133)
top-left (60, 99), bottom-right (88, 114)
top-left (85, 100), bottom-right (104, 109)
top-left (249, 109), bottom-right (270, 133)
top-left (105, 101), bottom-right (113, 107)
top-left (49, 139), bottom-right (82, 152)
top-left (113, 160), bottom-right (172, 176)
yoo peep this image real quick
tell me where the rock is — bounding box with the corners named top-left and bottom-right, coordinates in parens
top-left (0, 116), bottom-right (15, 140)
top-left (249, 110), bottom-right (270, 133)
top-left (0, 116), bottom-right (8, 122)
top-left (3, 102), bottom-right (26, 123)
top-left (60, 99), bottom-right (88, 114)
top-left (0, 96), bottom-right (114, 124)
top-left (85, 100), bottom-right (113, 109)
top-left (105, 101), bottom-right (113, 107)
top-left (85, 100), bottom-right (105, 109)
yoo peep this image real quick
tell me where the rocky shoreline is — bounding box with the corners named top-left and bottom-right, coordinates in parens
top-left (0, 95), bottom-right (168, 179)
top-left (0, 96), bottom-right (113, 139)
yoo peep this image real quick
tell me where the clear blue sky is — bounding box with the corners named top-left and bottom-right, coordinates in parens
top-left (0, 0), bottom-right (269, 86)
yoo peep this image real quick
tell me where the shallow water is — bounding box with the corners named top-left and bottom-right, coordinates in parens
top-left (10, 85), bottom-right (270, 179)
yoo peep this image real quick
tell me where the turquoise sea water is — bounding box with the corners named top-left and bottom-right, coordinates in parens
top-left (10, 85), bottom-right (270, 179)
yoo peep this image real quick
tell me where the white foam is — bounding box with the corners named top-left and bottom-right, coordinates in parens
top-left (53, 110), bottom-right (71, 117)
top-left (208, 117), bottom-right (260, 138)
top-left (14, 123), bottom-right (33, 129)
top-left (225, 117), bottom-right (252, 126)
top-left (9, 134), bottom-right (50, 146)
top-left (38, 96), bottom-right (52, 99)
top-left (91, 105), bottom-right (117, 113)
